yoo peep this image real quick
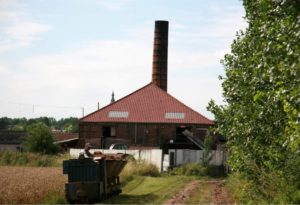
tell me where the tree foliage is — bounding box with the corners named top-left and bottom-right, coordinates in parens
top-left (0, 117), bottom-right (79, 133)
top-left (25, 122), bottom-right (59, 154)
top-left (208, 0), bottom-right (300, 203)
top-left (202, 133), bottom-right (214, 168)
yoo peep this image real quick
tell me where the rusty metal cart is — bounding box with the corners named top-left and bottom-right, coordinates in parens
top-left (63, 154), bottom-right (128, 203)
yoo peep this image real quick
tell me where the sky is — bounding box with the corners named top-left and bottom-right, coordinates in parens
top-left (0, 0), bottom-right (247, 120)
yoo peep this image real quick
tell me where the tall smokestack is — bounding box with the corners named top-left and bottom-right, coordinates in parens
top-left (152, 20), bottom-right (168, 92)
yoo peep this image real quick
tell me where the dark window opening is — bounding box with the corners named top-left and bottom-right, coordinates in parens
top-left (170, 152), bottom-right (175, 167)
top-left (102, 126), bottom-right (116, 137)
top-left (176, 126), bottom-right (191, 142)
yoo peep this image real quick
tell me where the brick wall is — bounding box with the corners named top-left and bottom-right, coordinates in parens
top-left (79, 122), bottom-right (211, 149)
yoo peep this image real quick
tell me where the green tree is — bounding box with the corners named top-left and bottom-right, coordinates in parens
top-left (55, 117), bottom-right (79, 132)
top-left (202, 133), bottom-right (214, 168)
top-left (0, 117), bottom-right (13, 129)
top-left (25, 122), bottom-right (59, 154)
top-left (208, 0), bottom-right (300, 203)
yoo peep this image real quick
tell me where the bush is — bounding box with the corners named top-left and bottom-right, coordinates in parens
top-left (227, 162), bottom-right (300, 204)
top-left (124, 160), bottom-right (160, 177)
top-left (24, 122), bottom-right (59, 154)
top-left (120, 158), bottom-right (160, 186)
top-left (135, 162), bottom-right (160, 177)
top-left (120, 160), bottom-right (160, 186)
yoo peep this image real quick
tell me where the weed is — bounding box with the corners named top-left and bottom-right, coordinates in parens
top-left (0, 152), bottom-right (12, 165)
top-left (35, 155), bottom-right (54, 167)
top-left (16, 153), bottom-right (29, 165)
top-left (167, 163), bottom-right (227, 178)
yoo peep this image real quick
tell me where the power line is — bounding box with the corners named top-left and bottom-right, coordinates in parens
top-left (0, 100), bottom-right (84, 117)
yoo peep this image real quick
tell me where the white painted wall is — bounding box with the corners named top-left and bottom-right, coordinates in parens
top-left (0, 144), bottom-right (21, 152)
top-left (69, 148), bottom-right (227, 172)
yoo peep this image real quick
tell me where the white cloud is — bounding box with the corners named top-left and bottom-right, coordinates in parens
top-left (169, 76), bottom-right (223, 119)
top-left (0, 3), bottom-right (246, 119)
top-left (0, 0), bottom-right (52, 53)
top-left (174, 12), bottom-right (247, 43)
top-left (96, 0), bottom-right (133, 11)
top-left (0, 35), bottom-right (224, 119)
top-left (5, 21), bottom-right (51, 42)
top-left (0, 39), bottom-right (153, 118)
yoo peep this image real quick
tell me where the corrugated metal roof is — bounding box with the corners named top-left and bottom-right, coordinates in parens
top-left (81, 83), bottom-right (214, 125)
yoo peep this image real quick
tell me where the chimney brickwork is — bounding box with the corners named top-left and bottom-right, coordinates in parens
top-left (152, 20), bottom-right (169, 92)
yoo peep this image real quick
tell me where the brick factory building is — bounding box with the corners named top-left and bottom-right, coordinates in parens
top-left (78, 21), bottom-right (214, 150)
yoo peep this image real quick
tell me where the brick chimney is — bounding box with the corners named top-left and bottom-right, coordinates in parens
top-left (152, 20), bottom-right (168, 92)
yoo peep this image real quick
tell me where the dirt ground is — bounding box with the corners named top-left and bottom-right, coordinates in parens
top-left (164, 179), bottom-right (233, 205)
top-left (212, 180), bottom-right (234, 204)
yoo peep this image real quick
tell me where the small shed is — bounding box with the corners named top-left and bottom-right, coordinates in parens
top-left (53, 132), bottom-right (79, 152)
top-left (0, 131), bottom-right (26, 152)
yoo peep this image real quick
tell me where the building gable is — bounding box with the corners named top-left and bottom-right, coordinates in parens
top-left (81, 83), bottom-right (213, 125)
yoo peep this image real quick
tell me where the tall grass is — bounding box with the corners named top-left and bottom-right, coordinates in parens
top-left (166, 162), bottom-right (226, 178)
top-left (120, 159), bottom-right (160, 186)
top-left (0, 151), bottom-right (70, 167)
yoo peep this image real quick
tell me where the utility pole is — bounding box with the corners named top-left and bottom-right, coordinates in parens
top-left (81, 107), bottom-right (84, 117)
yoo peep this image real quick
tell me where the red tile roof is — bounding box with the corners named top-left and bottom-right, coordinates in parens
top-left (81, 83), bottom-right (214, 125)
top-left (53, 132), bottom-right (78, 142)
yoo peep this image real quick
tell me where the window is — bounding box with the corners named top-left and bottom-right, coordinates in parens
top-left (111, 127), bottom-right (116, 137)
top-left (108, 111), bottom-right (129, 118)
top-left (165, 112), bottom-right (185, 119)
top-left (103, 126), bottom-right (116, 137)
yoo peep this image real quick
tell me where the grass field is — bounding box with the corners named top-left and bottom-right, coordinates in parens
top-left (0, 166), bottom-right (66, 204)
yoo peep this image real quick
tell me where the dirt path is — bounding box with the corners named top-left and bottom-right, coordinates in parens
top-left (164, 180), bottom-right (201, 204)
top-left (211, 180), bottom-right (233, 204)
top-left (164, 179), bottom-right (233, 205)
